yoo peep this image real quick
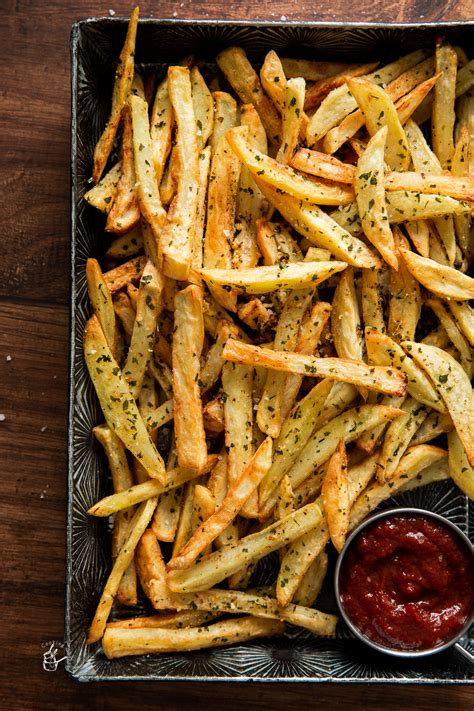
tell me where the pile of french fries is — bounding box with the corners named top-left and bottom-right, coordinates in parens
top-left (82, 8), bottom-right (474, 659)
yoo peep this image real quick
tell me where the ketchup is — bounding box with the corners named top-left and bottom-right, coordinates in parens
top-left (339, 514), bottom-right (473, 651)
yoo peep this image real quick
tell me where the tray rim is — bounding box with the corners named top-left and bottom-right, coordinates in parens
top-left (68, 16), bottom-right (474, 684)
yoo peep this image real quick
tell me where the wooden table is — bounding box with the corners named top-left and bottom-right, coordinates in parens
top-left (1, 1), bottom-right (472, 708)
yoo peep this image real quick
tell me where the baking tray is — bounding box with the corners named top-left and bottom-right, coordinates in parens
top-left (68, 16), bottom-right (474, 683)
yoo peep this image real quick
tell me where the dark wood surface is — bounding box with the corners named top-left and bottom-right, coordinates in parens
top-left (1, 1), bottom-right (472, 708)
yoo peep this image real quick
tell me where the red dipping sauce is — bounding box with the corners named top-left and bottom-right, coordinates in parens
top-left (338, 513), bottom-right (474, 651)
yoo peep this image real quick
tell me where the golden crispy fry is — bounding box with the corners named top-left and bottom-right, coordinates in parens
top-left (159, 66), bottom-right (200, 280)
top-left (84, 162), bottom-right (120, 214)
top-left (106, 106), bottom-right (140, 234)
top-left (135, 529), bottom-right (169, 603)
top-left (87, 497), bottom-right (157, 644)
top-left (191, 66), bottom-right (214, 148)
top-left (129, 94), bottom-right (167, 245)
top-left (190, 484), bottom-right (216, 557)
top-left (223, 339), bottom-right (407, 396)
top-left (106, 610), bottom-right (217, 629)
top-left (173, 285), bottom-right (207, 472)
top-left (102, 616), bottom-right (284, 658)
top-left (84, 315), bottom-right (166, 482)
top-left (152, 483), bottom-right (185, 542)
top-left (377, 398), bottom-right (429, 482)
top-left (209, 91), bottom-right (238, 154)
top-left (410, 410), bottom-right (453, 446)
top-left (277, 78), bottom-right (305, 164)
top-left (448, 430), bottom-right (474, 500)
top-left (452, 125), bottom-right (472, 260)
top-left (321, 441), bottom-right (349, 552)
top-left (145, 398), bottom-right (174, 433)
top-left (399, 246), bottom-right (474, 300)
top-left (426, 298), bottom-right (473, 377)
top-left (402, 341), bottom-right (474, 465)
top-left (222, 361), bottom-right (254, 484)
top-left (256, 220), bottom-right (303, 265)
top-left (385, 171), bottom-right (474, 202)
top-left (106, 226), bottom-right (143, 259)
top-left (355, 126), bottom-right (398, 270)
top-left (432, 41), bottom-right (457, 169)
top-left (290, 148), bottom-right (355, 183)
top-left (361, 267), bottom-right (386, 334)
top-left (86, 258), bottom-right (117, 357)
top-left (150, 79), bottom-right (173, 185)
top-left (260, 50), bottom-right (286, 111)
top-left (167, 501), bottom-right (323, 593)
top-left (405, 219), bottom-right (430, 258)
top-left (331, 267), bottom-right (366, 397)
top-left (92, 7), bottom-right (139, 182)
top-left (168, 438), bottom-right (272, 570)
top-left (387, 229), bottom-right (421, 342)
top-left (365, 327), bottom-right (445, 411)
top-left (258, 183), bottom-right (379, 268)
top-left (227, 127), bottom-right (354, 206)
top-left (448, 301), bottom-right (474, 347)
top-left (200, 260), bottom-right (347, 294)
top-left (304, 63), bottom-right (378, 111)
top-left (191, 145), bottom-right (212, 273)
top-left (292, 550), bottom-right (328, 607)
top-left (172, 481), bottom-right (198, 559)
top-left (216, 46), bottom-right (281, 144)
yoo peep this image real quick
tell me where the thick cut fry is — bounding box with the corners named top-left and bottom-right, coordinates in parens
top-left (452, 126), bottom-right (472, 260)
top-left (167, 501), bottom-right (323, 593)
top-left (377, 398), bottom-right (429, 481)
top-left (84, 162), bottom-right (120, 213)
top-left (190, 485), bottom-right (216, 556)
top-left (233, 105), bottom-right (268, 270)
top-left (385, 172), bottom-right (474, 202)
top-left (135, 529), bottom-right (169, 603)
top-left (402, 341), bottom-right (474, 465)
top-left (426, 298), bottom-right (473, 377)
top-left (84, 316), bottom-right (165, 482)
top-left (365, 328), bottom-right (445, 411)
top-left (432, 42), bottom-right (457, 169)
top-left (331, 268), bottom-right (366, 395)
top-left (399, 246), bottom-right (474, 300)
top-left (258, 183), bottom-right (379, 268)
top-left (172, 481), bottom-right (197, 559)
top-left (405, 219), bottom-right (430, 258)
top-left (410, 410), bottom-right (453, 446)
top-left (152, 484), bottom-right (184, 542)
top-left (321, 441), bottom-right (349, 552)
top-left (106, 106), bottom-right (140, 234)
top-left (191, 66), bottom-right (214, 148)
top-left (277, 78), bottom-right (305, 164)
top-left (260, 50), bottom-right (286, 111)
top-left (448, 430), bottom-right (474, 500)
top-left (123, 261), bottom-right (163, 398)
top-left (216, 47), bottom-right (281, 144)
top-left (168, 438), bottom-right (272, 570)
top-left (106, 227), bottom-right (143, 259)
top-left (145, 398), bottom-right (174, 433)
top-left (222, 362), bottom-right (254, 484)
top-left (290, 148), bottom-right (355, 184)
top-left (200, 260), bottom-right (347, 294)
top-left (256, 220), bottom-right (303, 265)
top-left (87, 497), bottom-right (157, 644)
top-left (192, 145), bottom-right (212, 272)
top-left (209, 91), bottom-right (238, 154)
top-left (304, 63), bottom-right (379, 111)
top-left (348, 78), bottom-right (410, 171)
top-left (448, 301), bottom-right (474, 347)
top-left (292, 550), bottom-right (328, 607)
top-left (387, 229), bottom-right (421, 342)
top-left (173, 285), bottom-right (207, 472)
top-left (224, 339), bottom-right (407, 396)
top-left (92, 7), bottom-right (139, 182)
top-left (349, 445), bottom-right (447, 529)
top-left (355, 126), bottom-right (398, 270)
top-left (86, 258), bottom-right (117, 357)
top-left (286, 405), bottom-right (403, 492)
top-left (361, 267), bottom-right (386, 334)
top-left (102, 616), bottom-right (284, 658)
top-left (150, 79), bottom-right (173, 184)
top-left (159, 67), bottom-right (200, 280)
top-left (107, 610), bottom-right (217, 630)
top-left (227, 127), bottom-right (354, 206)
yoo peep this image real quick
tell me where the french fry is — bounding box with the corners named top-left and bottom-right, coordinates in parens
top-left (277, 78), bottom-right (305, 164)
top-left (92, 7), bottom-right (139, 182)
top-left (84, 162), bottom-right (120, 213)
top-left (102, 616), bottom-right (284, 658)
top-left (113, 291), bottom-right (136, 339)
top-left (455, 59), bottom-right (474, 97)
top-left (452, 125), bottom-right (472, 260)
top-left (167, 501), bottom-right (323, 593)
top-left (361, 267), bottom-right (386, 334)
top-left (387, 228), bottom-right (421, 342)
top-left (173, 285), bottom-right (208, 472)
top-left (105, 106), bottom-right (140, 235)
top-left (123, 261), bottom-right (163, 398)
top-left (399, 246), bottom-right (474, 300)
top-left (405, 219), bottom-right (430, 258)
top-left (304, 63), bottom-right (379, 111)
top-left (355, 126), bottom-right (398, 270)
top-left (191, 66), bottom-right (214, 148)
top-left (331, 267), bottom-right (366, 397)
top-left (384, 171), bottom-right (474, 202)
top-left (216, 46), bottom-right (281, 144)
top-left (171, 481), bottom-right (197, 559)
top-left (348, 77), bottom-right (410, 171)
top-left (191, 145), bottom-right (212, 273)
top-left (292, 550), bottom-right (328, 607)
top-left (448, 301), bottom-right (474, 347)
top-left (377, 398), bottom-right (429, 482)
top-left (203, 397), bottom-right (225, 434)
top-left (135, 529), bottom-right (170, 604)
top-left (222, 362), bottom-right (254, 484)
top-left (168, 438), bottom-right (272, 570)
top-left (199, 260), bottom-right (347, 294)
top-left (227, 127), bottom-right (354, 206)
top-left (86, 258), bottom-right (117, 357)
top-left (290, 148), bottom-right (355, 184)
top-left (107, 610), bottom-right (218, 629)
top-left (365, 327), bottom-right (445, 411)
top-left (209, 91), bottom-right (238, 154)
top-left (410, 410), bottom-right (453, 446)
top-left (159, 66), bottom-right (200, 280)
top-left (321, 441), bottom-right (349, 552)
top-left (84, 315), bottom-right (166, 482)
top-left (223, 339), bottom-right (407, 396)
top-left (200, 320), bottom-right (239, 392)
top-left (150, 78), bottom-right (173, 185)
top-left (260, 50), bottom-right (286, 111)
top-left (402, 341), bottom-right (474, 465)
top-left (106, 226), bottom-right (143, 259)
top-left (432, 41), bottom-right (457, 169)
top-left (257, 183), bottom-right (379, 268)
top-left (233, 105), bottom-right (268, 270)
top-left (280, 57), bottom-right (355, 81)
top-left (448, 430), bottom-right (474, 500)
top-left (152, 484), bottom-right (184, 542)
top-left (356, 394), bottom-right (406, 454)
top-left (145, 398), bottom-right (174, 433)
top-left (256, 220), bottom-right (303, 265)
top-left (426, 298), bottom-right (473, 377)
top-left (349, 445), bottom-right (447, 529)
top-left (87, 497), bottom-right (157, 644)
top-left (190, 484), bottom-right (216, 556)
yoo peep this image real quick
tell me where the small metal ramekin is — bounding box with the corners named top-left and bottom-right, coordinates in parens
top-left (334, 507), bottom-right (474, 659)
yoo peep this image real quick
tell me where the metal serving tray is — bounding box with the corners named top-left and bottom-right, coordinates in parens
top-left (68, 16), bottom-right (473, 683)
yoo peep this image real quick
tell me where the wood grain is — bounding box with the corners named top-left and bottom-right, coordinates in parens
top-left (0, 1), bottom-right (472, 708)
